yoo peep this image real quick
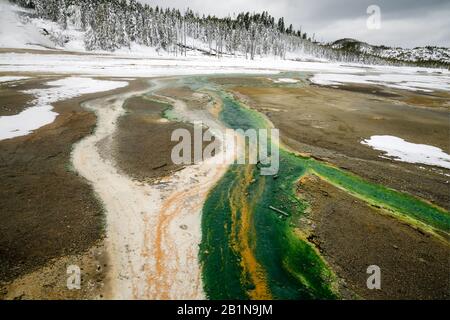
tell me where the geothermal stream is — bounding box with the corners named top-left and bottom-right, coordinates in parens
top-left (71, 80), bottom-right (236, 299)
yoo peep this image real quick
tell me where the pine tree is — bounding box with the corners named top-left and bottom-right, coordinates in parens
top-left (13, 0), bottom-right (347, 62)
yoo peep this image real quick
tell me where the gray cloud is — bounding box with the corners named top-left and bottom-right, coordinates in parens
top-left (138, 0), bottom-right (450, 48)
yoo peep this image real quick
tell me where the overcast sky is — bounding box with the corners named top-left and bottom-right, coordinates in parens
top-left (139, 0), bottom-right (450, 48)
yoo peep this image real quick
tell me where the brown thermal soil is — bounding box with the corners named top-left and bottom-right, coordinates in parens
top-left (228, 83), bottom-right (450, 210)
top-left (0, 77), bottom-right (147, 298)
top-left (328, 82), bottom-right (450, 109)
top-left (211, 76), bottom-right (273, 87)
top-left (296, 175), bottom-right (450, 300)
top-left (156, 85), bottom-right (213, 110)
top-left (0, 76), bottom-right (59, 116)
top-left (114, 92), bottom-right (215, 182)
top-left (1, 242), bottom-right (107, 300)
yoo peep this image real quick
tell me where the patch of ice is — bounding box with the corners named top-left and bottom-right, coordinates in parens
top-left (0, 77), bottom-right (128, 140)
top-left (362, 135), bottom-right (450, 169)
top-left (273, 78), bottom-right (300, 83)
top-left (0, 76), bottom-right (30, 83)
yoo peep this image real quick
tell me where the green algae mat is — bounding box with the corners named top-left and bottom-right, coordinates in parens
top-left (167, 77), bottom-right (450, 299)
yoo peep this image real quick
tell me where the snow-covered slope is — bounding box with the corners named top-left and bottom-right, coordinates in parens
top-left (330, 38), bottom-right (450, 67)
top-left (0, 1), bottom-right (56, 49)
top-left (374, 47), bottom-right (450, 65)
top-left (0, 1), bottom-right (176, 56)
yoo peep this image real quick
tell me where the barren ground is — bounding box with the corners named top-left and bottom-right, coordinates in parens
top-left (297, 175), bottom-right (449, 300)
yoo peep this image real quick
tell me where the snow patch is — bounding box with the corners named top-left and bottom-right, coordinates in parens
top-left (362, 135), bottom-right (450, 169)
top-left (273, 78), bottom-right (300, 83)
top-left (310, 73), bottom-right (450, 92)
top-left (0, 77), bottom-right (128, 140)
top-left (0, 76), bottom-right (30, 83)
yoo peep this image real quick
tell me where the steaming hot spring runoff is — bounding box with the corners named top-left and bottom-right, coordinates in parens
top-left (0, 0), bottom-right (449, 305)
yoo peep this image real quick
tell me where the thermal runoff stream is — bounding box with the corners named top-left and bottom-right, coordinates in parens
top-left (173, 77), bottom-right (450, 300)
top-left (69, 75), bottom-right (449, 300)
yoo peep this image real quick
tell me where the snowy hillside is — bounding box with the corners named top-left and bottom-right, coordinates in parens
top-left (330, 38), bottom-right (450, 68)
top-left (0, 1), bottom-right (58, 49)
top-left (374, 47), bottom-right (450, 65)
top-left (0, 0), bottom-right (184, 56)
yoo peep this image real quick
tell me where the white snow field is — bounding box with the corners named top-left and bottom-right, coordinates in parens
top-left (0, 51), bottom-right (361, 76)
top-left (310, 73), bottom-right (450, 92)
top-left (0, 52), bottom-right (449, 93)
top-left (362, 135), bottom-right (450, 170)
top-left (0, 77), bottom-right (128, 140)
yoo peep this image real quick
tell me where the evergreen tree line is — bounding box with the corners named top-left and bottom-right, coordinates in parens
top-left (9, 0), bottom-right (405, 65)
